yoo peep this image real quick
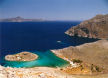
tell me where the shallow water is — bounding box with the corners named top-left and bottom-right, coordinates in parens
top-left (3, 51), bottom-right (69, 68)
top-left (0, 22), bottom-right (98, 68)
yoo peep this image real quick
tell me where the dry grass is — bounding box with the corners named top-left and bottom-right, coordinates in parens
top-left (51, 40), bottom-right (108, 74)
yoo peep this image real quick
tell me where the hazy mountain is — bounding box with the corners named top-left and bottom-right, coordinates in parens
top-left (0, 16), bottom-right (45, 22)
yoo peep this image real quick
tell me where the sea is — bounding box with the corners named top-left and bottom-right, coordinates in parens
top-left (0, 21), bottom-right (98, 68)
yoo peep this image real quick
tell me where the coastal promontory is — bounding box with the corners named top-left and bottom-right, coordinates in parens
top-left (5, 52), bottom-right (38, 61)
top-left (1, 40), bottom-right (108, 78)
top-left (65, 14), bottom-right (108, 39)
top-left (51, 40), bottom-right (108, 74)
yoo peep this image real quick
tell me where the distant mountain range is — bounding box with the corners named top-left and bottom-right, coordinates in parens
top-left (0, 16), bottom-right (45, 22)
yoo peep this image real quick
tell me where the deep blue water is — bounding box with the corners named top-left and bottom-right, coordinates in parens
top-left (0, 21), bottom-right (98, 67)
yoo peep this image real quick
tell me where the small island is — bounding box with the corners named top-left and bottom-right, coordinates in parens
top-left (5, 52), bottom-right (38, 61)
top-left (1, 14), bottom-right (108, 78)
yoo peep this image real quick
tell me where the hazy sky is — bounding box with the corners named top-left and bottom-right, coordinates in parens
top-left (0, 0), bottom-right (108, 20)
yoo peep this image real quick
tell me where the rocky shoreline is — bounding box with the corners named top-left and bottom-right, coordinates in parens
top-left (1, 14), bottom-right (108, 78)
top-left (5, 52), bottom-right (38, 61)
top-left (51, 40), bottom-right (108, 75)
top-left (65, 14), bottom-right (108, 39)
top-left (0, 40), bottom-right (108, 78)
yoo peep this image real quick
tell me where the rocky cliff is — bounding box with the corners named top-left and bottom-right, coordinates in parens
top-left (65, 14), bottom-right (108, 39)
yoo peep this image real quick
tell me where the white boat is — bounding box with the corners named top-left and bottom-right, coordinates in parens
top-left (57, 41), bottom-right (61, 43)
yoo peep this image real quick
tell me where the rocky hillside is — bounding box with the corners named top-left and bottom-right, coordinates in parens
top-left (65, 14), bottom-right (108, 39)
top-left (0, 65), bottom-right (108, 78)
top-left (51, 40), bottom-right (108, 73)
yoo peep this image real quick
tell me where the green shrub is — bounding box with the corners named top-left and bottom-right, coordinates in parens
top-left (72, 59), bottom-right (82, 63)
top-left (95, 66), bottom-right (101, 72)
top-left (91, 64), bottom-right (101, 72)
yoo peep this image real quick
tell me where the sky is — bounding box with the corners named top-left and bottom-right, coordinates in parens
top-left (0, 0), bottom-right (108, 21)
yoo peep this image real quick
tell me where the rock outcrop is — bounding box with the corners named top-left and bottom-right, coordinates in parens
top-left (65, 14), bottom-right (108, 39)
top-left (5, 52), bottom-right (38, 61)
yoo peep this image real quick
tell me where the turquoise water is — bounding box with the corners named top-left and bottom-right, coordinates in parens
top-left (4, 51), bottom-right (69, 68)
top-left (0, 22), bottom-right (98, 68)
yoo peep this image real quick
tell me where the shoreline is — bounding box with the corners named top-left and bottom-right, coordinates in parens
top-left (1, 40), bottom-right (108, 77)
top-left (5, 52), bottom-right (38, 61)
top-left (3, 50), bottom-right (70, 68)
top-left (51, 40), bottom-right (108, 75)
